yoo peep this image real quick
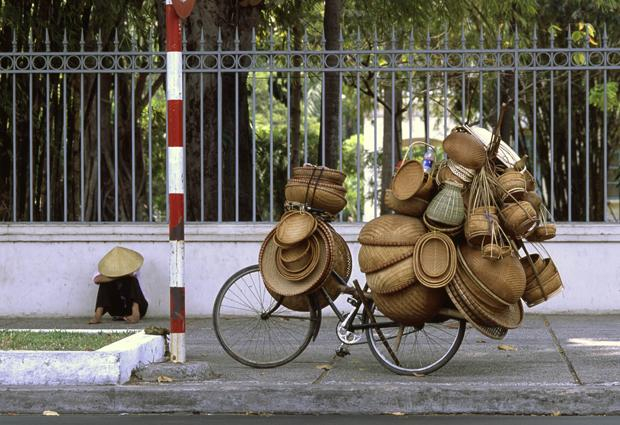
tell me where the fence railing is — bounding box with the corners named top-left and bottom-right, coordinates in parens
top-left (0, 28), bottom-right (618, 223)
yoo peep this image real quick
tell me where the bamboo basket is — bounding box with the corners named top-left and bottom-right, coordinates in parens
top-left (373, 282), bottom-right (448, 326)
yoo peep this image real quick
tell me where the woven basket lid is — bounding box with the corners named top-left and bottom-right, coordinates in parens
top-left (366, 256), bottom-right (416, 294)
top-left (275, 236), bottom-right (319, 279)
top-left (358, 245), bottom-right (414, 274)
top-left (373, 282), bottom-right (448, 326)
top-left (413, 232), bottom-right (457, 288)
top-left (268, 225), bottom-right (352, 312)
top-left (274, 211), bottom-right (317, 247)
top-left (458, 243), bottom-right (526, 305)
top-left (443, 131), bottom-right (487, 170)
top-left (384, 189), bottom-right (428, 217)
top-left (98, 246), bottom-right (144, 278)
top-left (279, 239), bottom-right (312, 264)
top-left (453, 269), bottom-right (524, 329)
top-left (446, 279), bottom-right (509, 340)
top-left (260, 220), bottom-right (334, 297)
top-left (391, 160), bottom-right (425, 200)
top-left (358, 214), bottom-right (426, 246)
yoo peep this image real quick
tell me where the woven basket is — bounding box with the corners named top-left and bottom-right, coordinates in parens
top-left (292, 165), bottom-right (346, 185)
top-left (269, 226), bottom-right (352, 312)
top-left (274, 211), bottom-right (317, 247)
top-left (524, 170), bottom-right (536, 191)
top-left (425, 181), bottom-right (465, 227)
top-left (391, 160), bottom-right (425, 200)
top-left (277, 239), bottom-right (315, 274)
top-left (520, 254), bottom-right (544, 279)
top-left (522, 191), bottom-right (542, 212)
top-left (443, 131), bottom-right (487, 170)
top-left (436, 165), bottom-right (465, 186)
top-left (458, 243), bottom-right (526, 307)
top-left (384, 189), bottom-right (428, 217)
top-left (358, 214), bottom-right (426, 246)
top-left (284, 181), bottom-right (347, 215)
top-left (497, 169), bottom-right (527, 200)
top-left (415, 173), bottom-right (437, 201)
top-left (413, 232), bottom-right (457, 289)
top-left (366, 256), bottom-right (416, 294)
top-left (373, 282), bottom-right (448, 326)
top-left (358, 244), bottom-right (414, 273)
top-left (445, 279), bottom-right (508, 340)
top-left (287, 177), bottom-right (346, 193)
top-left (422, 213), bottom-right (464, 237)
top-left (447, 159), bottom-right (475, 183)
top-left (464, 207), bottom-right (498, 246)
top-left (481, 243), bottom-right (504, 260)
top-left (526, 223), bottom-right (557, 242)
top-left (522, 271), bottom-right (563, 308)
top-left (500, 201), bottom-right (538, 238)
top-left (275, 235), bottom-right (320, 281)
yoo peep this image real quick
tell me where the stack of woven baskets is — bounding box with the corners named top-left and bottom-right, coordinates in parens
top-left (259, 165), bottom-right (351, 311)
top-left (358, 126), bottom-right (563, 340)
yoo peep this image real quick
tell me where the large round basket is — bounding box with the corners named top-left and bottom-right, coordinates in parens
top-left (373, 282), bottom-right (448, 326)
top-left (284, 181), bottom-right (347, 215)
top-left (358, 244), bottom-right (414, 274)
top-left (443, 130), bottom-right (487, 170)
top-left (358, 214), bottom-right (426, 246)
top-left (292, 165), bottom-right (346, 185)
top-left (366, 256), bottom-right (416, 295)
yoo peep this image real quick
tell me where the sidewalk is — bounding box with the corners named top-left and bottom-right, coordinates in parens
top-left (1, 314), bottom-right (619, 415)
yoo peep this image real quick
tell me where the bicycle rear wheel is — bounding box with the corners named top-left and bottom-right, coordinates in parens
top-left (213, 265), bottom-right (318, 368)
top-left (365, 307), bottom-right (466, 375)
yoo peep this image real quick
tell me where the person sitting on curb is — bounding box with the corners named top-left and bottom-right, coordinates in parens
top-left (88, 246), bottom-right (149, 325)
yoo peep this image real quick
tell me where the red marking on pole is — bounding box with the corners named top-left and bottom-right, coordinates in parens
top-left (169, 193), bottom-right (184, 241)
top-left (167, 100), bottom-right (183, 147)
top-left (166, 4), bottom-right (182, 52)
top-left (170, 287), bottom-right (186, 333)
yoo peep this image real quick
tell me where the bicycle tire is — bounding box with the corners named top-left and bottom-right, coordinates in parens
top-left (364, 306), bottom-right (466, 375)
top-left (213, 265), bottom-right (318, 368)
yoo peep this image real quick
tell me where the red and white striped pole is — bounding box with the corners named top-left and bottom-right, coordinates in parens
top-left (166, 0), bottom-right (185, 363)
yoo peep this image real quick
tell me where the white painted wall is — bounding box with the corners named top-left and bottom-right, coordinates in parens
top-left (0, 223), bottom-right (619, 317)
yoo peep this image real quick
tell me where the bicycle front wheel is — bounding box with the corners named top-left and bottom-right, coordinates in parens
top-left (213, 265), bottom-right (318, 368)
top-left (365, 307), bottom-right (466, 375)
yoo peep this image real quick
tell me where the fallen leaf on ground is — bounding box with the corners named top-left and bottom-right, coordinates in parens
top-left (498, 344), bottom-right (517, 351)
top-left (316, 364), bottom-right (333, 371)
top-left (157, 375), bottom-right (174, 383)
top-left (551, 411), bottom-right (561, 416)
top-left (391, 412), bottom-right (405, 416)
top-left (42, 411), bottom-right (60, 416)
top-left (476, 340), bottom-right (487, 344)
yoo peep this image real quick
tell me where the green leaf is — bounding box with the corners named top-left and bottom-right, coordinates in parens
top-left (589, 82), bottom-right (619, 112)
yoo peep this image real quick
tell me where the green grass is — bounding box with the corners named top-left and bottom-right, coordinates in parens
top-left (0, 330), bottom-right (135, 351)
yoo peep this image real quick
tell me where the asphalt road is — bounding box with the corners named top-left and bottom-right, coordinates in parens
top-left (0, 415), bottom-right (618, 424)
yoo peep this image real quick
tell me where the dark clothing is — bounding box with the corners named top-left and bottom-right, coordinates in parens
top-left (95, 276), bottom-right (148, 318)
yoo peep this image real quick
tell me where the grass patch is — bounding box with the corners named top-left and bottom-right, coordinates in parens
top-left (0, 330), bottom-right (135, 351)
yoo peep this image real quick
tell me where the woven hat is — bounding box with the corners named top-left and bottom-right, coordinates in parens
top-left (373, 282), bottom-right (448, 326)
top-left (98, 246), bottom-right (144, 278)
top-left (425, 181), bottom-right (465, 227)
top-left (358, 245), bottom-right (414, 273)
top-left (269, 226), bottom-right (352, 312)
top-left (413, 232), bottom-right (457, 289)
top-left (260, 220), bottom-right (334, 297)
top-left (274, 211), bottom-right (317, 247)
top-left (384, 189), bottom-right (428, 217)
top-left (292, 165), bottom-right (346, 185)
top-left (445, 279), bottom-right (508, 340)
top-left (391, 160), bottom-right (425, 201)
top-left (366, 256), bottom-right (416, 294)
top-left (451, 271), bottom-right (523, 329)
top-left (443, 130), bottom-right (487, 170)
top-left (457, 243), bottom-right (526, 306)
top-left (358, 214), bottom-right (426, 246)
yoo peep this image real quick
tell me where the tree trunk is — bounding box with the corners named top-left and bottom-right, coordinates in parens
top-left (380, 89), bottom-right (402, 214)
top-left (321, 0), bottom-right (341, 169)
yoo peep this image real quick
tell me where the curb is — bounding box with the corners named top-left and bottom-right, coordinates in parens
top-left (1, 382), bottom-right (619, 415)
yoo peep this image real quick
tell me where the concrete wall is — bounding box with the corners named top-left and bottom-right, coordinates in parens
top-left (0, 223), bottom-right (619, 317)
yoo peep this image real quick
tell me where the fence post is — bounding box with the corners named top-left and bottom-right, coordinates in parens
top-left (166, 0), bottom-right (187, 363)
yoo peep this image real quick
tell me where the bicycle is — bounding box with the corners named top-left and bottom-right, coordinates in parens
top-left (213, 263), bottom-right (467, 375)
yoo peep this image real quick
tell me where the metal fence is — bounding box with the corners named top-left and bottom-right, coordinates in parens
top-left (0, 27), bottom-right (619, 223)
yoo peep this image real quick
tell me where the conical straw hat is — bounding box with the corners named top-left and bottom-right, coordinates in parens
top-left (358, 214), bottom-right (426, 246)
top-left (98, 246), bottom-right (144, 278)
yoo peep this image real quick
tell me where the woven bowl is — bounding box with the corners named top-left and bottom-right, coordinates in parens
top-left (413, 232), bottom-right (457, 289)
top-left (366, 256), bottom-right (416, 295)
top-left (292, 165), bottom-right (346, 185)
top-left (391, 160), bottom-right (425, 201)
top-left (278, 239), bottom-right (314, 273)
top-left (458, 243), bottom-right (526, 306)
top-left (358, 244), bottom-right (414, 273)
top-left (497, 169), bottom-right (527, 200)
top-left (284, 182), bottom-right (347, 214)
top-left (500, 201), bottom-right (538, 238)
top-left (522, 271), bottom-right (563, 308)
top-left (373, 282), bottom-right (448, 326)
top-left (384, 189), bottom-right (428, 217)
top-left (443, 131), bottom-right (487, 170)
top-left (526, 223), bottom-right (557, 242)
top-left (275, 235), bottom-right (320, 281)
top-left (269, 227), bottom-right (352, 312)
top-left (358, 214), bottom-right (426, 246)
top-left (274, 211), bottom-right (317, 247)
top-left (422, 213), bottom-right (464, 237)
